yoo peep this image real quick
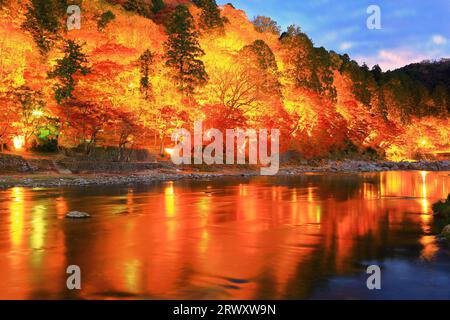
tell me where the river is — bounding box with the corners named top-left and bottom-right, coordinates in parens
top-left (0, 171), bottom-right (449, 299)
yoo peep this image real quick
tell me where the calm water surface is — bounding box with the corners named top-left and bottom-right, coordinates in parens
top-left (0, 171), bottom-right (449, 299)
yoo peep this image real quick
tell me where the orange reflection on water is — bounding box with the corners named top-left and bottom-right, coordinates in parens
top-left (0, 171), bottom-right (449, 299)
top-left (419, 235), bottom-right (439, 261)
top-left (9, 187), bottom-right (25, 247)
top-left (0, 187), bottom-right (67, 299)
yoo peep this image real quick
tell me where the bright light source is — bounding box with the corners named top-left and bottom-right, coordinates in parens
top-left (165, 148), bottom-right (174, 156)
top-left (13, 136), bottom-right (25, 150)
top-left (32, 110), bottom-right (44, 118)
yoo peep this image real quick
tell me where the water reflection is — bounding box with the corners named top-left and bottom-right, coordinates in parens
top-left (10, 187), bottom-right (24, 247)
top-left (0, 171), bottom-right (449, 299)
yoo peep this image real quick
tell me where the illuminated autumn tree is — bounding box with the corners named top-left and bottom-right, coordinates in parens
top-left (204, 41), bottom-right (284, 130)
top-left (115, 112), bottom-right (141, 162)
top-left (0, 81), bottom-right (18, 152)
top-left (150, 105), bottom-right (189, 155)
top-left (61, 100), bottom-right (112, 154)
top-left (105, 110), bottom-right (144, 161)
top-left (48, 40), bottom-right (91, 104)
top-left (47, 40), bottom-right (96, 152)
top-left (62, 57), bottom-right (133, 155)
top-left (14, 86), bottom-right (47, 150)
top-left (164, 5), bottom-right (208, 94)
top-left (205, 63), bottom-right (260, 128)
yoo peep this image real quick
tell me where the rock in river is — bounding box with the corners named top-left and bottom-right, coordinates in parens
top-left (66, 211), bottom-right (91, 219)
top-left (441, 225), bottom-right (450, 238)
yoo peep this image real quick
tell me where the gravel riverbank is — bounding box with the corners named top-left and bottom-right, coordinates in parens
top-left (0, 160), bottom-right (449, 189)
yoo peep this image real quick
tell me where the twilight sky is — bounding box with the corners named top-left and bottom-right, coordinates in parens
top-left (218, 0), bottom-right (450, 71)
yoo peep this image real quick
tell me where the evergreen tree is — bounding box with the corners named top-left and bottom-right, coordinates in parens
top-left (55, 0), bottom-right (69, 17)
top-left (349, 63), bottom-right (373, 107)
top-left (164, 5), bottom-right (208, 94)
top-left (139, 49), bottom-right (154, 100)
top-left (376, 86), bottom-right (388, 120)
top-left (243, 40), bottom-right (278, 71)
top-left (432, 84), bottom-right (450, 116)
top-left (48, 40), bottom-right (91, 104)
top-left (371, 64), bottom-right (383, 82)
top-left (151, 0), bottom-right (165, 14)
top-left (21, 0), bottom-right (61, 54)
top-left (123, 0), bottom-right (140, 12)
top-left (194, 0), bottom-right (226, 32)
top-left (241, 40), bottom-right (281, 96)
top-left (387, 74), bottom-right (415, 124)
top-left (97, 10), bottom-right (116, 31)
top-left (123, 0), bottom-right (152, 18)
top-left (281, 26), bottom-right (336, 101)
top-left (281, 26), bottom-right (315, 89)
top-left (313, 47), bottom-right (337, 102)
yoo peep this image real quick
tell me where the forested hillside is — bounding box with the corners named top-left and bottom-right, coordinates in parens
top-left (0, 0), bottom-right (448, 161)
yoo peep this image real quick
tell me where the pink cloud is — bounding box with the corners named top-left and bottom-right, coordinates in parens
top-left (355, 49), bottom-right (428, 71)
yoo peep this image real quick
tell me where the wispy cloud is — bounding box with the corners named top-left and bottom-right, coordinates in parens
top-left (432, 35), bottom-right (447, 45)
top-left (339, 42), bottom-right (353, 51)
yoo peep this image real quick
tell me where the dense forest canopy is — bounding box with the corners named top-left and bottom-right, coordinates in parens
top-left (0, 0), bottom-right (448, 160)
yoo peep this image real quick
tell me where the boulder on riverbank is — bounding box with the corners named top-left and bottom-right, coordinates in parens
top-left (65, 211), bottom-right (91, 219)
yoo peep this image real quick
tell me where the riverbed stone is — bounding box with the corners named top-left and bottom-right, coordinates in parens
top-left (441, 225), bottom-right (450, 237)
top-left (66, 211), bottom-right (90, 219)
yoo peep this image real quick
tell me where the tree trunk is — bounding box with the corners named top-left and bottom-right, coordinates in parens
top-left (159, 135), bottom-right (165, 156)
top-left (118, 143), bottom-right (125, 162)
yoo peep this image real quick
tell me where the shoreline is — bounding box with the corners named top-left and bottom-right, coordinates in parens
top-left (0, 160), bottom-right (449, 189)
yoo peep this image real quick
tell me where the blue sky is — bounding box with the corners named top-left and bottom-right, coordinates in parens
top-left (218, 0), bottom-right (450, 70)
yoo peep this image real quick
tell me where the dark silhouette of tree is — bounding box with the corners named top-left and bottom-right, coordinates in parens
top-left (194, 0), bottom-right (226, 32)
top-left (281, 26), bottom-right (336, 102)
top-left (48, 40), bottom-right (91, 104)
top-left (432, 84), bottom-right (450, 116)
top-left (164, 5), bottom-right (208, 94)
top-left (97, 10), bottom-right (116, 31)
top-left (123, 0), bottom-right (152, 18)
top-left (241, 39), bottom-right (281, 96)
top-left (139, 49), bottom-right (154, 100)
top-left (21, 0), bottom-right (62, 54)
top-left (151, 0), bottom-right (165, 14)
